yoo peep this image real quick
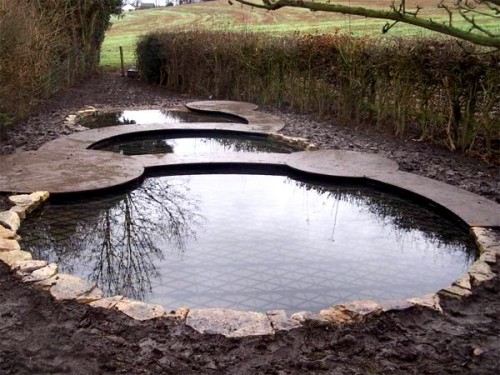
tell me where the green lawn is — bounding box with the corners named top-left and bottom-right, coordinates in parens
top-left (101, 0), bottom-right (499, 68)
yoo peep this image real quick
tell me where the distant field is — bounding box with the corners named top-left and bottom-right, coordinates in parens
top-left (101, 0), bottom-right (499, 68)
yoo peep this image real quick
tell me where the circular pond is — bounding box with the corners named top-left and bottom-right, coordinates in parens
top-left (20, 173), bottom-right (476, 313)
top-left (79, 109), bottom-right (246, 129)
top-left (90, 131), bottom-right (303, 155)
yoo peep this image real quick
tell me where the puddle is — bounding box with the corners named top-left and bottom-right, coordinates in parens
top-left (90, 132), bottom-right (303, 155)
top-left (79, 109), bottom-right (246, 129)
top-left (20, 174), bottom-right (476, 313)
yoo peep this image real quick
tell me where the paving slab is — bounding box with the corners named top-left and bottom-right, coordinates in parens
top-left (186, 100), bottom-right (285, 132)
top-left (286, 150), bottom-right (400, 177)
top-left (0, 150), bottom-right (144, 194)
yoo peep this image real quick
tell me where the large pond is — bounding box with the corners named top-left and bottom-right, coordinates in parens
top-left (90, 132), bottom-right (303, 155)
top-left (79, 109), bottom-right (246, 129)
top-left (20, 173), bottom-right (476, 313)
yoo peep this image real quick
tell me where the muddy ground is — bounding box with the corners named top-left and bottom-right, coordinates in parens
top-left (0, 71), bottom-right (499, 374)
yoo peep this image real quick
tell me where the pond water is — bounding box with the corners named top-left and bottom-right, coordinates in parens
top-left (79, 109), bottom-right (246, 129)
top-left (90, 132), bottom-right (303, 155)
top-left (20, 173), bottom-right (476, 313)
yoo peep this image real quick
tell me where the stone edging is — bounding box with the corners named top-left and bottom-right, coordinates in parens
top-left (1, 193), bottom-right (498, 337)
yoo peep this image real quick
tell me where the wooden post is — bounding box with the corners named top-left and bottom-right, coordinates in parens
top-left (119, 46), bottom-right (125, 77)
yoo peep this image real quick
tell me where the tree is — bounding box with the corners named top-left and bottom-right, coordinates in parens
top-left (231, 0), bottom-right (500, 49)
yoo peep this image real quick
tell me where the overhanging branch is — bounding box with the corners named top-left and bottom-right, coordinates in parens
top-left (232, 0), bottom-right (500, 49)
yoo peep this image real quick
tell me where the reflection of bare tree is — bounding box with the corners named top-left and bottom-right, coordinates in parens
top-left (21, 177), bottom-right (202, 300)
top-left (289, 177), bottom-right (476, 259)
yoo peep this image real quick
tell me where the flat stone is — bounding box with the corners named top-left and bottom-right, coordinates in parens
top-left (479, 250), bottom-right (496, 264)
top-left (407, 294), bottom-right (443, 313)
top-left (165, 307), bottom-right (190, 320)
top-left (43, 274), bottom-right (95, 300)
top-left (8, 194), bottom-right (33, 206)
top-left (30, 191), bottom-right (50, 203)
top-left (320, 300), bottom-right (383, 324)
top-left (8, 192), bottom-right (49, 214)
top-left (115, 299), bottom-right (165, 321)
top-left (0, 225), bottom-right (18, 240)
top-left (0, 210), bottom-right (20, 232)
top-left (9, 206), bottom-right (28, 220)
top-left (0, 238), bottom-right (20, 252)
top-left (438, 285), bottom-right (472, 299)
top-left (22, 263), bottom-right (58, 283)
top-left (0, 250), bottom-right (32, 267)
top-left (289, 311), bottom-right (329, 326)
top-left (34, 275), bottom-right (59, 290)
top-left (76, 287), bottom-right (104, 303)
top-left (12, 259), bottom-right (48, 273)
top-left (0, 150), bottom-right (145, 194)
top-left (266, 310), bottom-right (301, 331)
top-left (89, 295), bottom-right (123, 309)
top-left (453, 273), bottom-right (472, 290)
top-left (186, 308), bottom-right (274, 337)
top-left (468, 260), bottom-right (495, 284)
top-left (286, 150), bottom-right (399, 178)
top-left (379, 300), bottom-right (413, 312)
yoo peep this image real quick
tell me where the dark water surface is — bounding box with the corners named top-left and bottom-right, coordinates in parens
top-left (92, 133), bottom-right (303, 155)
top-left (20, 174), bottom-right (476, 313)
top-left (80, 109), bottom-right (246, 129)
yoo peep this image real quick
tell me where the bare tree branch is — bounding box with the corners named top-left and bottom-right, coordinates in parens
top-left (231, 0), bottom-right (500, 49)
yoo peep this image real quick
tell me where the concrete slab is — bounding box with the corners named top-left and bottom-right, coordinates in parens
top-left (0, 150), bottom-right (144, 194)
top-left (186, 101), bottom-right (285, 132)
top-left (286, 150), bottom-right (400, 177)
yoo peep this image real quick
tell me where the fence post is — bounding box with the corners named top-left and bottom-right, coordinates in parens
top-left (119, 46), bottom-right (125, 77)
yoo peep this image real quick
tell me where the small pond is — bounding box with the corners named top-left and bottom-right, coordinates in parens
top-left (90, 131), bottom-right (303, 155)
top-left (20, 173), bottom-right (476, 313)
top-left (79, 109), bottom-right (246, 129)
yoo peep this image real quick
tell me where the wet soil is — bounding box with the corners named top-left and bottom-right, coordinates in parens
top-left (0, 71), bottom-right (499, 374)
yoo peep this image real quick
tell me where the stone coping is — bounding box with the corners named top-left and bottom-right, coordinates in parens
top-left (0, 100), bottom-right (499, 337)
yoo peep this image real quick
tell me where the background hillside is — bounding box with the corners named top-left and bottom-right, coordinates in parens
top-left (101, 0), bottom-right (499, 67)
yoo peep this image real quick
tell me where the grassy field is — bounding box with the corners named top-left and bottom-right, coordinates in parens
top-left (101, 0), bottom-right (499, 68)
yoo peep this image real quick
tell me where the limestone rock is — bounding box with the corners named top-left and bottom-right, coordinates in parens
top-left (407, 294), bottom-right (443, 313)
top-left (453, 273), bottom-right (472, 290)
top-left (89, 295), bottom-right (123, 309)
top-left (165, 307), bottom-right (190, 320)
top-left (320, 300), bottom-right (383, 324)
top-left (39, 274), bottom-right (95, 300)
top-left (186, 308), bottom-right (274, 337)
top-left (0, 238), bottom-right (20, 252)
top-left (479, 250), bottom-right (496, 264)
top-left (0, 225), bottom-right (19, 240)
top-left (115, 299), bottom-right (165, 321)
top-left (8, 194), bottom-right (33, 206)
top-left (289, 311), bottom-right (329, 326)
top-left (22, 263), bottom-right (58, 283)
top-left (0, 210), bottom-right (20, 232)
top-left (76, 287), bottom-right (104, 303)
top-left (0, 250), bottom-right (32, 267)
top-left (267, 310), bottom-right (301, 331)
top-left (379, 300), bottom-right (413, 312)
top-left (438, 285), bottom-right (472, 299)
top-left (9, 206), bottom-right (27, 220)
top-left (468, 260), bottom-right (495, 284)
top-left (30, 191), bottom-right (50, 203)
top-left (12, 260), bottom-right (48, 274)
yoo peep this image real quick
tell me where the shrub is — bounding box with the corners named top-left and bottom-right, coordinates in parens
top-left (136, 29), bottom-right (499, 159)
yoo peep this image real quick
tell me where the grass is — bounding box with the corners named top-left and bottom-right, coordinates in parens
top-left (101, 0), bottom-right (500, 68)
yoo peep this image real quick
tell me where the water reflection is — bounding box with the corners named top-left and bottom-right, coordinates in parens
top-left (94, 134), bottom-right (302, 156)
top-left (22, 178), bottom-right (202, 299)
top-left (20, 174), bottom-right (476, 313)
top-left (80, 109), bottom-right (243, 129)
